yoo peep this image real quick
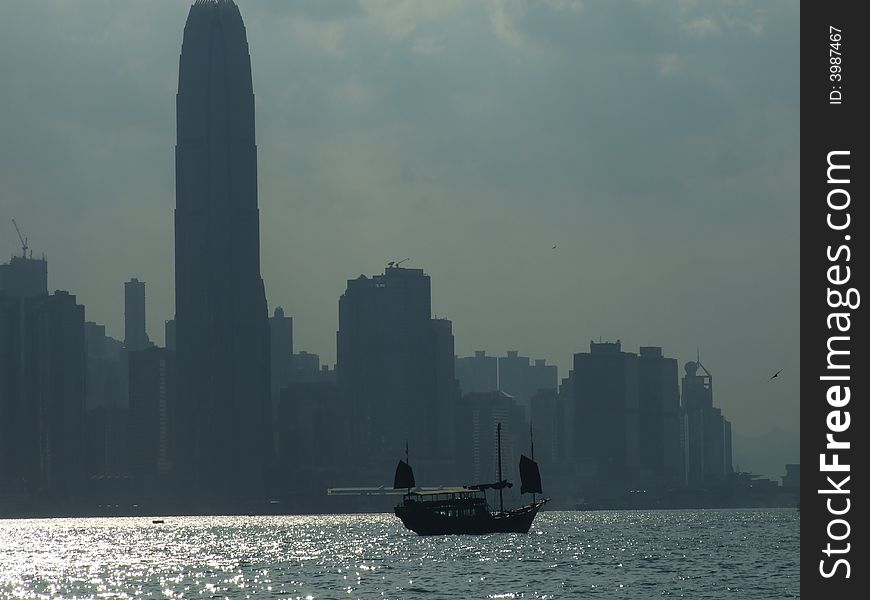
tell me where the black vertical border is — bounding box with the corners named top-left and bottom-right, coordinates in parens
top-left (801, 2), bottom-right (867, 596)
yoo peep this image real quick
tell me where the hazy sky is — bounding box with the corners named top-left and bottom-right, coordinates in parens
top-left (0, 1), bottom-right (799, 442)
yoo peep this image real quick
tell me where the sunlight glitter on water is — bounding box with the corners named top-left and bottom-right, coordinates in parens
top-left (0, 510), bottom-right (798, 599)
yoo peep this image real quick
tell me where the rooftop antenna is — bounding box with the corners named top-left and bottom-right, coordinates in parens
top-left (11, 219), bottom-right (28, 258)
top-left (396, 258), bottom-right (410, 267)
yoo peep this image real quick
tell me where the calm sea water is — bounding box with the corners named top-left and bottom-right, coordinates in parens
top-left (0, 509), bottom-right (798, 599)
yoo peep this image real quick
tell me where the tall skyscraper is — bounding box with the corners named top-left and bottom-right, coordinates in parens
top-left (571, 340), bottom-right (640, 493)
top-left (0, 289), bottom-right (86, 499)
top-left (174, 0), bottom-right (270, 500)
top-left (269, 306), bottom-right (293, 411)
top-left (128, 347), bottom-right (175, 493)
top-left (0, 255), bottom-right (47, 297)
top-left (455, 351), bottom-right (498, 395)
top-left (497, 351), bottom-right (558, 416)
top-left (681, 359), bottom-right (730, 486)
top-left (124, 278), bottom-right (147, 351)
top-left (337, 266), bottom-right (458, 482)
top-left (636, 346), bottom-right (683, 488)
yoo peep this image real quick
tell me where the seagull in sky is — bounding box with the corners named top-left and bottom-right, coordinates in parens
top-left (552, 244), bottom-right (558, 249)
top-left (769, 369), bottom-right (782, 380)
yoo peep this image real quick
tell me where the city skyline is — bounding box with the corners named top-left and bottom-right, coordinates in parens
top-left (0, 0), bottom-right (799, 449)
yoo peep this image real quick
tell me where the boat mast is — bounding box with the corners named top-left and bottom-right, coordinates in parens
top-left (530, 424), bottom-right (536, 505)
top-left (405, 441), bottom-right (411, 495)
top-left (497, 423), bottom-right (504, 514)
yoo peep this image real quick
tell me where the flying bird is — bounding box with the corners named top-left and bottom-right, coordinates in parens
top-left (552, 244), bottom-right (558, 249)
top-left (769, 369), bottom-right (782, 380)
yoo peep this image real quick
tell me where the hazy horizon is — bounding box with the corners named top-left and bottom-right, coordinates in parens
top-left (0, 0), bottom-right (799, 454)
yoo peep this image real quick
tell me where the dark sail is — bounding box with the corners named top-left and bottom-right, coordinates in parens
top-left (394, 460), bottom-right (416, 489)
top-left (519, 454), bottom-right (543, 495)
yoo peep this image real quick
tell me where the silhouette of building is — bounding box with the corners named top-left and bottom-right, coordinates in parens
top-left (274, 379), bottom-right (345, 510)
top-left (455, 390), bottom-right (527, 487)
top-left (269, 306), bottom-right (293, 411)
top-left (292, 351), bottom-right (319, 375)
top-left (781, 463), bottom-right (799, 489)
top-left (682, 360), bottom-right (731, 486)
top-left (336, 266), bottom-right (458, 482)
top-left (637, 346), bottom-right (683, 488)
top-left (164, 319), bottom-right (176, 351)
top-left (529, 388), bottom-right (564, 466)
top-left (455, 351), bottom-right (498, 394)
top-left (84, 321), bottom-right (125, 411)
top-left (128, 347), bottom-right (175, 495)
top-left (1, 251), bottom-right (96, 503)
top-left (571, 340), bottom-right (640, 494)
top-left (497, 351), bottom-right (558, 416)
top-left (0, 254), bottom-right (47, 297)
top-left (124, 278), bottom-right (148, 351)
top-left (173, 0), bottom-right (271, 501)
top-left (0, 288), bottom-right (86, 500)
top-left (723, 418), bottom-right (733, 475)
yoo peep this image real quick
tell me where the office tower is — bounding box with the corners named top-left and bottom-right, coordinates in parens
top-left (497, 351), bottom-right (558, 416)
top-left (723, 418), bottom-right (733, 474)
top-left (269, 306), bottom-right (293, 410)
top-left (164, 318), bottom-right (176, 351)
top-left (1, 251), bottom-right (86, 499)
top-left (0, 255), bottom-right (47, 297)
top-left (455, 391), bottom-right (526, 486)
top-left (571, 340), bottom-right (640, 492)
top-left (681, 359), bottom-right (728, 485)
top-left (529, 387), bottom-right (563, 465)
top-left (337, 265), bottom-right (458, 481)
top-left (84, 321), bottom-right (126, 411)
top-left (432, 318), bottom-right (460, 467)
top-left (0, 290), bottom-right (86, 499)
top-left (174, 0), bottom-right (271, 500)
top-left (498, 351), bottom-right (531, 403)
top-left (637, 346), bottom-right (683, 488)
top-left (455, 351), bottom-right (498, 394)
top-left (128, 347), bottom-right (175, 492)
top-left (0, 295), bottom-right (20, 489)
top-left (124, 278), bottom-right (148, 351)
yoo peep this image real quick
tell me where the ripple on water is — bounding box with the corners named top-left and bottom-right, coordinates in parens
top-left (0, 510), bottom-right (798, 599)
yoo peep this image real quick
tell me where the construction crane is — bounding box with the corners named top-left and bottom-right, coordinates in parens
top-left (11, 219), bottom-right (28, 258)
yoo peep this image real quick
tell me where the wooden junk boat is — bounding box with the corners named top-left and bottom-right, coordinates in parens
top-left (393, 424), bottom-right (549, 535)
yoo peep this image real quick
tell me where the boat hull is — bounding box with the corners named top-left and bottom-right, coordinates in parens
top-left (395, 499), bottom-right (549, 536)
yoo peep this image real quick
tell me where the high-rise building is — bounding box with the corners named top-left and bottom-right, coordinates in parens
top-left (455, 391), bottom-right (527, 486)
top-left (637, 346), bottom-right (683, 488)
top-left (336, 266), bottom-right (458, 482)
top-left (0, 255), bottom-right (47, 297)
top-left (173, 0), bottom-right (271, 500)
top-left (1, 252), bottom-right (86, 499)
top-left (497, 351), bottom-right (558, 416)
top-left (431, 318), bottom-right (460, 467)
top-left (128, 347), bottom-right (175, 493)
top-left (681, 360), bottom-right (730, 486)
top-left (124, 278), bottom-right (148, 351)
top-left (571, 340), bottom-right (640, 493)
top-left (269, 306), bottom-right (293, 411)
top-left (164, 318), bottom-right (176, 351)
top-left (84, 321), bottom-right (125, 410)
top-left (0, 290), bottom-right (86, 499)
top-left (455, 351), bottom-right (498, 394)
